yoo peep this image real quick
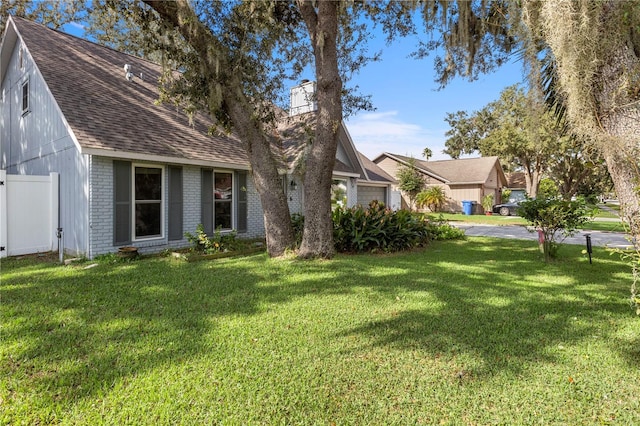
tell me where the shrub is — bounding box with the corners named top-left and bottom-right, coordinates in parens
top-left (332, 200), bottom-right (431, 253)
top-left (518, 197), bottom-right (594, 261)
top-left (416, 186), bottom-right (447, 212)
top-left (184, 224), bottom-right (237, 254)
top-left (481, 194), bottom-right (494, 212)
top-left (291, 213), bottom-right (305, 246)
top-left (425, 215), bottom-right (466, 241)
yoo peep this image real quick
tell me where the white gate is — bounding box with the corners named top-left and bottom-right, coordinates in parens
top-left (0, 170), bottom-right (59, 258)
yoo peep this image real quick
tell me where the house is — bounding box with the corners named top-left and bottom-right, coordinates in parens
top-left (504, 172), bottom-right (527, 201)
top-left (277, 89), bottom-right (398, 213)
top-left (1, 17), bottom-right (394, 258)
top-left (373, 153), bottom-right (507, 213)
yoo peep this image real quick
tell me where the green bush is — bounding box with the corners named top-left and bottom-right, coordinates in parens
top-left (425, 214), bottom-right (466, 241)
top-left (416, 186), bottom-right (447, 212)
top-left (184, 224), bottom-right (238, 254)
top-left (332, 201), bottom-right (432, 253)
top-left (518, 197), bottom-right (593, 261)
top-left (290, 213), bottom-right (305, 246)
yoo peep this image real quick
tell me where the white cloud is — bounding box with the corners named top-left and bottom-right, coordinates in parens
top-left (346, 111), bottom-right (449, 161)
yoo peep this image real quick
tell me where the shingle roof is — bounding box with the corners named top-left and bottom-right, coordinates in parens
top-left (506, 172), bottom-right (526, 188)
top-left (380, 153), bottom-right (507, 185)
top-left (10, 16), bottom-right (249, 168)
top-left (276, 111), bottom-right (365, 177)
top-left (357, 152), bottom-right (395, 183)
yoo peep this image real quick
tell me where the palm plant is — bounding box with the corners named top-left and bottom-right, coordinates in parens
top-left (416, 186), bottom-right (447, 212)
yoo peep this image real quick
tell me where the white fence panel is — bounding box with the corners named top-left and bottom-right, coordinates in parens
top-left (0, 171), bottom-right (58, 257)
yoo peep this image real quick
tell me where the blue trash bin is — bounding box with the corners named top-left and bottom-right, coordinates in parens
top-left (462, 200), bottom-right (473, 215)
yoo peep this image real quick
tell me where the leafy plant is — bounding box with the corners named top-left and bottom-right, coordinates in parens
top-left (332, 200), bottom-right (432, 253)
top-left (290, 213), bottom-right (305, 246)
top-left (424, 214), bottom-right (466, 240)
top-left (518, 197), bottom-right (594, 261)
top-left (481, 193), bottom-right (494, 212)
top-left (184, 224), bottom-right (237, 254)
top-left (416, 186), bottom-right (447, 212)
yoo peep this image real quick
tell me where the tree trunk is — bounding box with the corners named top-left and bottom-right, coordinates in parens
top-left (226, 96), bottom-right (296, 257)
top-left (297, 1), bottom-right (342, 259)
top-left (143, 0), bottom-right (295, 257)
top-left (592, 7), bottom-right (640, 250)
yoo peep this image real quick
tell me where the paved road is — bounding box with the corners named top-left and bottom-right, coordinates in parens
top-left (452, 223), bottom-right (633, 249)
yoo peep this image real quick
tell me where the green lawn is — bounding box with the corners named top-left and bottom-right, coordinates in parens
top-left (434, 210), bottom-right (625, 233)
top-left (2, 239), bottom-right (639, 424)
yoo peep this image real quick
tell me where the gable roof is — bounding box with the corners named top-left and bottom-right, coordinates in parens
top-left (2, 16), bottom-right (249, 168)
top-left (374, 152), bottom-right (507, 186)
top-left (276, 110), bottom-right (368, 179)
top-left (2, 16), bottom-right (393, 183)
top-left (357, 152), bottom-right (395, 184)
top-left (505, 171), bottom-right (526, 189)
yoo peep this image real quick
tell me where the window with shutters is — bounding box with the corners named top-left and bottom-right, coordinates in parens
top-left (214, 172), bottom-right (233, 230)
top-left (134, 165), bottom-right (163, 240)
top-left (201, 170), bottom-right (247, 234)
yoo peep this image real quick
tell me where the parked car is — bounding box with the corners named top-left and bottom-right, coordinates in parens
top-left (492, 200), bottom-right (522, 216)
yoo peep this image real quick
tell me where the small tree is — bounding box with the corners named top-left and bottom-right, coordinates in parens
top-left (518, 197), bottom-right (593, 262)
top-left (416, 186), bottom-right (447, 212)
top-left (396, 158), bottom-right (425, 211)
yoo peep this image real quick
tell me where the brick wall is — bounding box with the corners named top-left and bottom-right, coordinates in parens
top-left (89, 157), bottom-right (266, 258)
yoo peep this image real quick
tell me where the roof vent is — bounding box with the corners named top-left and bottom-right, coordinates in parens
top-left (123, 64), bottom-right (133, 81)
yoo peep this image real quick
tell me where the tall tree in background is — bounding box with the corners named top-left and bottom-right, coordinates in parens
top-left (444, 85), bottom-right (555, 198)
top-left (415, 0), bottom-right (640, 248)
top-left (521, 1), bottom-right (640, 248)
top-left (0, 0), bottom-right (87, 34)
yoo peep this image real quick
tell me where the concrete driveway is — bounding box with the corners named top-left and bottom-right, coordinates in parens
top-left (452, 223), bottom-right (633, 250)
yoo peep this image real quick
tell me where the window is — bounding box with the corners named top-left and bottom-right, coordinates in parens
top-left (201, 170), bottom-right (247, 235)
top-left (214, 172), bottom-right (233, 230)
top-left (21, 80), bottom-right (29, 115)
top-left (134, 166), bottom-right (163, 239)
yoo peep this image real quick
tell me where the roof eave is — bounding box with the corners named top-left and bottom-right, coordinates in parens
top-left (83, 147), bottom-right (251, 170)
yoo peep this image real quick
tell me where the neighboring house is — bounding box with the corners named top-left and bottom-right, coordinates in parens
top-left (504, 172), bottom-right (527, 202)
top-left (373, 153), bottom-right (507, 213)
top-left (0, 17), bottom-right (394, 258)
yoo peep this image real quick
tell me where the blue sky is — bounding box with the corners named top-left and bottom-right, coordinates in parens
top-left (343, 33), bottom-right (525, 161)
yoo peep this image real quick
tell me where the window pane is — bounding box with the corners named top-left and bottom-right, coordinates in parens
top-left (214, 201), bottom-right (232, 229)
top-left (22, 81), bottom-right (28, 112)
top-left (135, 202), bottom-right (161, 237)
top-left (135, 167), bottom-right (162, 200)
top-left (214, 172), bottom-right (232, 200)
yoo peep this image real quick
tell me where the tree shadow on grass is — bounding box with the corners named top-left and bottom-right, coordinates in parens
top-left (1, 255), bottom-right (267, 415)
top-left (1, 239), bottom-right (633, 420)
top-left (333, 239), bottom-right (633, 378)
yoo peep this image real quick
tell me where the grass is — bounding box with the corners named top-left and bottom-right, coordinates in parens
top-left (432, 208), bottom-right (625, 233)
top-left (2, 239), bottom-right (639, 424)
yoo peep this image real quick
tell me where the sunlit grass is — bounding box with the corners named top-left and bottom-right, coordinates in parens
top-left (1, 239), bottom-right (638, 424)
